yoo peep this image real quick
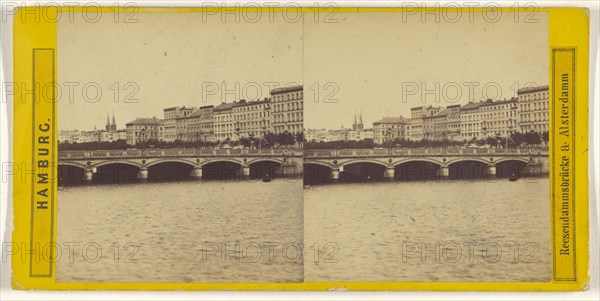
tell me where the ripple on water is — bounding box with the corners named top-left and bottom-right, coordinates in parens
top-left (304, 179), bottom-right (551, 282)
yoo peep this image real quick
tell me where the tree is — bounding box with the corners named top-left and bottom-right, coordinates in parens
top-left (239, 137), bottom-right (252, 148)
top-left (264, 132), bottom-right (278, 148)
top-left (295, 132), bottom-right (304, 144)
top-left (277, 131), bottom-right (295, 146)
top-left (541, 131), bottom-right (549, 146)
top-left (525, 131), bottom-right (542, 146)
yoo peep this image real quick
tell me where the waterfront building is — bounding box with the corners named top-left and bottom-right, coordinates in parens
top-left (421, 105), bottom-right (461, 141)
top-left (517, 85), bottom-right (549, 133)
top-left (305, 128), bottom-right (328, 142)
top-left (232, 98), bottom-right (272, 140)
top-left (78, 130), bottom-right (101, 143)
top-left (58, 130), bottom-right (81, 143)
top-left (162, 106), bottom-right (195, 142)
top-left (271, 85), bottom-right (303, 134)
top-left (176, 114), bottom-right (195, 142)
top-left (114, 129), bottom-right (127, 141)
top-left (126, 117), bottom-right (161, 145)
top-left (213, 102), bottom-right (237, 142)
top-left (460, 101), bottom-right (484, 141)
top-left (360, 128), bottom-right (374, 140)
top-left (99, 129), bottom-right (127, 142)
top-left (480, 98), bottom-right (518, 138)
top-left (325, 129), bottom-right (348, 142)
top-left (372, 116), bottom-right (409, 144)
top-left (409, 106), bottom-right (442, 141)
top-left (197, 105), bottom-right (215, 142)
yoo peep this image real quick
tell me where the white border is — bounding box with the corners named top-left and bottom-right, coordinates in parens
top-left (0, 1), bottom-right (598, 300)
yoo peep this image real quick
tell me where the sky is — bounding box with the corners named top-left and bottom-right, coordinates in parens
top-left (303, 11), bottom-right (548, 129)
top-left (58, 10), bottom-right (548, 131)
top-left (58, 11), bottom-right (303, 130)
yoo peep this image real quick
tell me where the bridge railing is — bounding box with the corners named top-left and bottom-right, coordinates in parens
top-left (58, 148), bottom-right (303, 159)
top-left (59, 147), bottom-right (548, 159)
top-left (303, 147), bottom-right (548, 158)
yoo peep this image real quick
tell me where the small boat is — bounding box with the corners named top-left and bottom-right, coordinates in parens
top-left (509, 173), bottom-right (518, 182)
top-left (262, 173), bottom-right (272, 182)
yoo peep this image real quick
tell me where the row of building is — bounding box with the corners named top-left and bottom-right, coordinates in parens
top-left (306, 85), bottom-right (549, 145)
top-left (59, 85), bottom-right (304, 146)
top-left (60, 84), bottom-right (548, 146)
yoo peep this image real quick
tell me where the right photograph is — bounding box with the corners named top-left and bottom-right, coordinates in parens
top-left (302, 11), bottom-right (551, 282)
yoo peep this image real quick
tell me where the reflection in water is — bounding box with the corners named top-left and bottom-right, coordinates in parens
top-left (57, 179), bottom-right (303, 283)
top-left (57, 173), bottom-right (550, 283)
top-left (304, 178), bottom-right (551, 282)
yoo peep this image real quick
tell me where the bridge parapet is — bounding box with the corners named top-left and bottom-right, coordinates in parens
top-left (59, 148), bottom-right (303, 159)
top-left (304, 147), bottom-right (548, 158)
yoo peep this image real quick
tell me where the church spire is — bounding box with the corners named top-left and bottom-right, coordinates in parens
top-left (109, 111), bottom-right (117, 131)
top-left (359, 111), bottom-right (363, 126)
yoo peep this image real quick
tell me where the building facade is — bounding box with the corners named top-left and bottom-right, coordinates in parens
top-left (480, 98), bottom-right (518, 138)
top-left (197, 105), bottom-right (215, 142)
top-left (232, 99), bottom-right (271, 139)
top-left (517, 85), bottom-right (549, 133)
top-left (460, 101), bottom-right (483, 141)
top-left (126, 118), bottom-right (160, 145)
top-left (372, 117), bottom-right (408, 144)
top-left (271, 85), bottom-right (303, 134)
top-left (213, 102), bottom-right (236, 142)
top-left (162, 106), bottom-right (195, 142)
top-left (409, 106), bottom-right (441, 141)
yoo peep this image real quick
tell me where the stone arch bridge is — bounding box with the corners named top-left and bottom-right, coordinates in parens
top-left (304, 148), bottom-right (549, 180)
top-left (59, 148), bottom-right (303, 181)
top-left (59, 147), bottom-right (548, 182)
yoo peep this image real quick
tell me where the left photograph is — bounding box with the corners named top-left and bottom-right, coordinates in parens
top-left (55, 12), bottom-right (304, 283)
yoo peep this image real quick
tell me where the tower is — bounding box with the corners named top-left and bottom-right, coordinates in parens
top-left (105, 112), bottom-right (111, 131)
top-left (110, 111), bottom-right (117, 131)
top-left (353, 111), bottom-right (364, 131)
top-left (357, 111), bottom-right (364, 130)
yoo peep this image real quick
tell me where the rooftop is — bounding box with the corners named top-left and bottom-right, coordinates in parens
top-left (517, 85), bottom-right (549, 94)
top-left (270, 85), bottom-right (303, 95)
top-left (213, 102), bottom-right (237, 112)
top-left (461, 101), bottom-right (483, 111)
top-left (126, 118), bottom-right (160, 126)
top-left (234, 98), bottom-right (271, 108)
top-left (479, 98), bottom-right (517, 107)
top-left (373, 116), bottom-right (408, 124)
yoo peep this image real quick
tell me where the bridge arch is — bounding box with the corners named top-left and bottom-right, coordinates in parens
top-left (58, 162), bottom-right (88, 186)
top-left (146, 159), bottom-right (197, 181)
top-left (494, 157), bottom-right (532, 178)
top-left (392, 158), bottom-right (444, 167)
top-left (303, 160), bottom-right (335, 169)
top-left (88, 160), bottom-right (142, 184)
top-left (201, 159), bottom-right (243, 180)
top-left (57, 161), bottom-right (88, 170)
top-left (446, 157), bottom-right (492, 166)
top-left (336, 160), bottom-right (388, 182)
top-left (494, 157), bottom-right (531, 164)
top-left (338, 159), bottom-right (388, 169)
top-left (303, 161), bottom-right (334, 184)
top-left (247, 159), bottom-right (285, 179)
top-left (91, 160), bottom-right (142, 169)
top-left (145, 158), bottom-right (197, 168)
top-left (392, 158), bottom-right (443, 182)
top-left (246, 158), bottom-right (285, 166)
top-left (201, 158), bottom-right (243, 167)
